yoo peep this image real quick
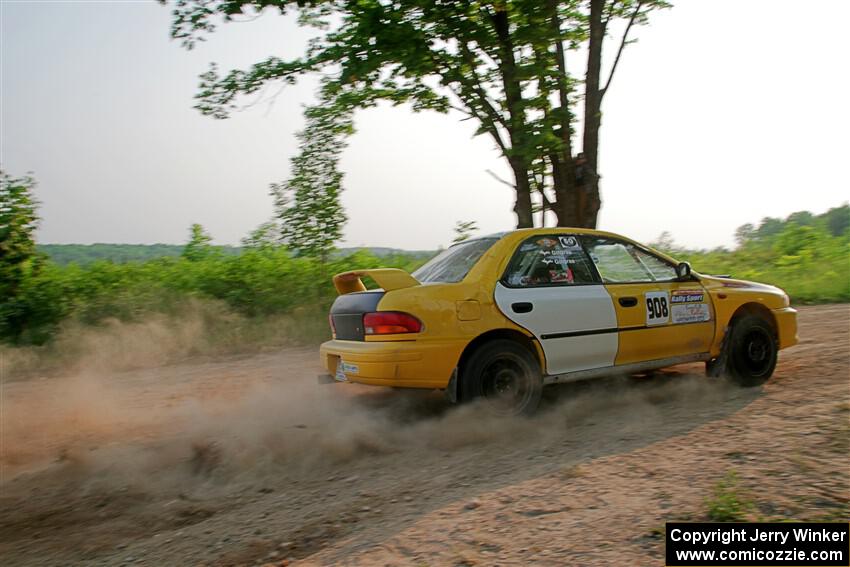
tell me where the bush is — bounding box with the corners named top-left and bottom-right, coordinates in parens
top-left (0, 247), bottom-right (429, 346)
top-left (705, 471), bottom-right (751, 522)
top-left (678, 222), bottom-right (849, 303)
top-left (657, 205), bottom-right (850, 304)
top-left (3, 204), bottom-right (848, 347)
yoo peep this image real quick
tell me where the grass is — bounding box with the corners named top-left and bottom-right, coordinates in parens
top-left (705, 471), bottom-right (751, 522)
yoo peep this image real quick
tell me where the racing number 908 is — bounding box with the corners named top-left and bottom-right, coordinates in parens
top-left (646, 296), bottom-right (668, 320)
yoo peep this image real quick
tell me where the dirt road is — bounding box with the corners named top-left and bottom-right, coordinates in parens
top-left (1, 305), bottom-right (848, 566)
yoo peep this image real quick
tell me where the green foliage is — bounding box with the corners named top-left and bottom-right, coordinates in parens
top-left (453, 220), bottom-right (479, 244)
top-left (705, 471), bottom-right (751, 522)
top-left (164, 0), bottom-right (670, 228)
top-left (241, 221), bottom-right (280, 250)
top-left (6, 198), bottom-right (848, 347)
top-left (822, 203), bottom-right (850, 236)
top-left (273, 101), bottom-right (351, 261)
top-left (0, 171), bottom-right (39, 297)
top-left (38, 243), bottom-right (431, 265)
top-left (660, 206), bottom-right (850, 304)
top-left (38, 243), bottom-right (241, 265)
top-left (1, 244), bottom-right (430, 346)
top-left (0, 171), bottom-right (43, 341)
top-left (182, 223), bottom-right (214, 261)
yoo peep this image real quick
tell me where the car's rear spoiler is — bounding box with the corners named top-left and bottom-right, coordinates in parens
top-left (333, 268), bottom-right (421, 295)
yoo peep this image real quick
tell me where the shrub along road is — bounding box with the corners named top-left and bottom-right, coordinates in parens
top-left (0, 305), bottom-right (847, 566)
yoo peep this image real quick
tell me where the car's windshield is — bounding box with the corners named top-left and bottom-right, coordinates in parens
top-left (413, 238), bottom-right (498, 284)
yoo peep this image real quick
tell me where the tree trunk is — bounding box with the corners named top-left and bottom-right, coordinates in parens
top-left (492, 7), bottom-right (534, 229)
top-left (582, 0), bottom-right (605, 229)
top-left (547, 0), bottom-right (580, 228)
top-left (550, 153), bottom-right (579, 226)
top-left (510, 158), bottom-right (534, 228)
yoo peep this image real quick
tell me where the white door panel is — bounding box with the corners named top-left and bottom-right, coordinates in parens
top-left (540, 334), bottom-right (619, 375)
top-left (494, 283), bottom-right (618, 375)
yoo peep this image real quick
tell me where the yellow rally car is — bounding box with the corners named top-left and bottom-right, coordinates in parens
top-left (319, 228), bottom-right (798, 414)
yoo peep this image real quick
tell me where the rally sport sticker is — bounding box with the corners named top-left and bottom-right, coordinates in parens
top-left (672, 303), bottom-right (711, 324)
top-left (670, 289), bottom-right (711, 324)
top-left (671, 289), bottom-right (704, 303)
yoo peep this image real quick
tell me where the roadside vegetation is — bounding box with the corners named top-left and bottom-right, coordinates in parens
top-left (3, 237), bottom-right (427, 347)
top-left (3, 3), bottom-right (844, 359)
top-left (1, 168), bottom-right (847, 349)
top-left (653, 204), bottom-right (849, 304)
top-left (704, 471), bottom-right (752, 522)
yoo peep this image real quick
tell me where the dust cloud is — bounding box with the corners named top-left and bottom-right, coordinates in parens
top-left (1, 311), bottom-right (740, 493)
top-left (0, 315), bottom-right (754, 567)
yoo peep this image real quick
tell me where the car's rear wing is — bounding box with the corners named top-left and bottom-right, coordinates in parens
top-left (333, 268), bottom-right (421, 295)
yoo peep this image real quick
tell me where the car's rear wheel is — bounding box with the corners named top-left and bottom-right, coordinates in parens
top-left (716, 314), bottom-right (778, 387)
top-left (460, 339), bottom-right (543, 415)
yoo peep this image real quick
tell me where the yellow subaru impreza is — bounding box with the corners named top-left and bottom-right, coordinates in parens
top-left (319, 228), bottom-right (797, 414)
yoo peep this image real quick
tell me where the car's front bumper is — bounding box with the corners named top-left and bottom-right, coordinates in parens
top-left (773, 307), bottom-right (798, 350)
top-left (319, 339), bottom-right (462, 389)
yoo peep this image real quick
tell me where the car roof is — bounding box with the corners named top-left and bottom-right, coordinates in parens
top-left (452, 227), bottom-right (679, 265)
top-left (464, 227), bottom-right (628, 243)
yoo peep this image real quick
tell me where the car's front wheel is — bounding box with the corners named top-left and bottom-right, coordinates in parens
top-left (717, 314), bottom-right (778, 387)
top-left (460, 339), bottom-right (543, 415)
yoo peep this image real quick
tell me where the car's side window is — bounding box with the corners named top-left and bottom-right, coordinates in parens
top-left (503, 235), bottom-right (600, 287)
top-left (583, 237), bottom-right (677, 283)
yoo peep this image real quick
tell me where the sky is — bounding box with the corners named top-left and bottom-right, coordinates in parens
top-left (1, 0), bottom-right (848, 250)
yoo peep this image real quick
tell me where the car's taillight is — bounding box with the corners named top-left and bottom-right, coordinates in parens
top-left (363, 311), bottom-right (422, 335)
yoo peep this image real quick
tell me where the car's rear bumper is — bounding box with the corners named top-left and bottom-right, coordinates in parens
top-left (773, 307), bottom-right (798, 350)
top-left (319, 339), bottom-right (462, 389)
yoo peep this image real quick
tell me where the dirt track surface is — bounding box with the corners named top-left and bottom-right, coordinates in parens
top-left (1, 305), bottom-right (848, 566)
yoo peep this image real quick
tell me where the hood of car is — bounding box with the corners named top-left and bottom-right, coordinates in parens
top-left (698, 274), bottom-right (789, 308)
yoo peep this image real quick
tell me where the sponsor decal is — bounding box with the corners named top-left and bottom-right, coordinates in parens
top-left (544, 249), bottom-right (580, 262)
top-left (549, 268), bottom-right (574, 283)
top-left (671, 289), bottom-right (705, 304)
top-left (558, 235), bottom-right (581, 249)
top-left (335, 361), bottom-right (359, 382)
top-left (645, 291), bottom-right (670, 326)
top-left (672, 303), bottom-right (711, 324)
top-left (536, 237), bottom-right (558, 249)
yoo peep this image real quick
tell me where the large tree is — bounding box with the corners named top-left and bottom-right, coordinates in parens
top-left (0, 170), bottom-right (41, 342)
top-left (271, 101), bottom-right (351, 262)
top-left (182, 222), bottom-right (214, 261)
top-left (0, 170), bottom-right (39, 299)
top-left (166, 0), bottom-right (668, 228)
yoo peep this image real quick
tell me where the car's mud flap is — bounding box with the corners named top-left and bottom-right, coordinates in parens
top-left (707, 325), bottom-right (731, 378)
top-left (444, 368), bottom-right (459, 404)
top-left (317, 374), bottom-right (336, 384)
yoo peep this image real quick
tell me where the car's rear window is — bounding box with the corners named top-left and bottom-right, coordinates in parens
top-left (503, 235), bottom-right (599, 286)
top-left (413, 238), bottom-right (498, 284)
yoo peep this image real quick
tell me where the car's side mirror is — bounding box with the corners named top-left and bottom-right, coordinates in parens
top-left (675, 261), bottom-right (693, 281)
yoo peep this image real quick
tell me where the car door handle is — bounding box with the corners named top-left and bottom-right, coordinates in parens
top-left (618, 297), bottom-right (638, 307)
top-left (512, 302), bottom-right (533, 313)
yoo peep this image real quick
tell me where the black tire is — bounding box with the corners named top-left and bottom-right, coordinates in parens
top-left (721, 314), bottom-right (778, 387)
top-left (460, 339), bottom-right (543, 416)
